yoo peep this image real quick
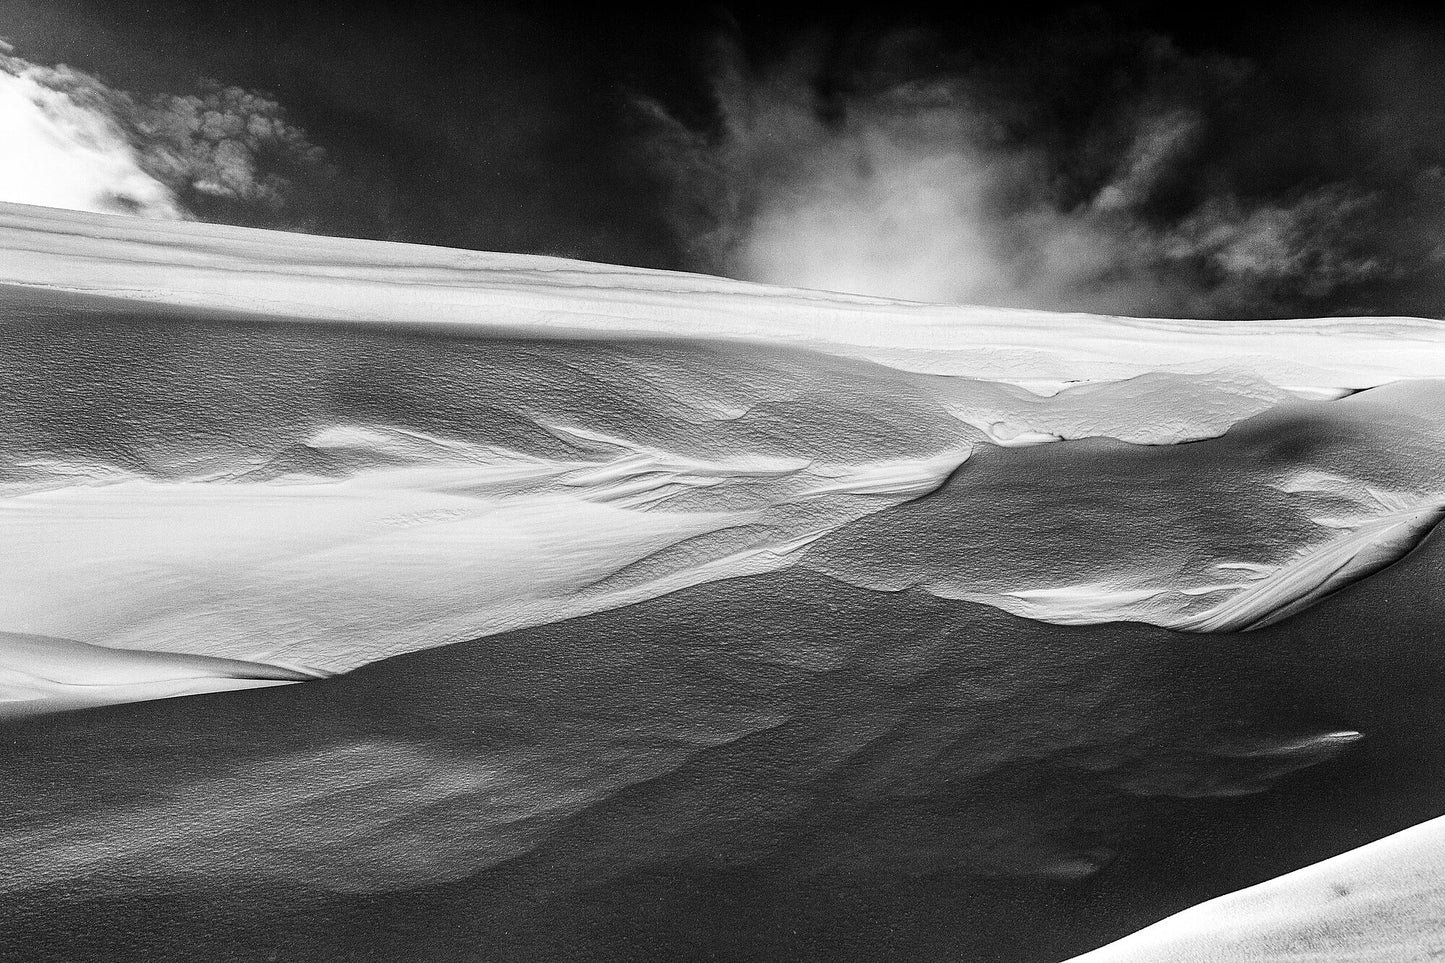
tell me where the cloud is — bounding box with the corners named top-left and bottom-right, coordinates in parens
top-left (0, 48), bottom-right (329, 227)
top-left (0, 54), bottom-right (180, 217)
top-left (634, 22), bottom-right (1444, 319)
top-left (136, 84), bottom-right (329, 221)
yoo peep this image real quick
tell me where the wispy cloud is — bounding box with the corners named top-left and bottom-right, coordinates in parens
top-left (635, 22), bottom-right (1442, 318)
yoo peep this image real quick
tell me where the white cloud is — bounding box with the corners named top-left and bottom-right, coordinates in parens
top-left (0, 49), bottom-right (327, 226)
top-left (0, 59), bottom-right (182, 218)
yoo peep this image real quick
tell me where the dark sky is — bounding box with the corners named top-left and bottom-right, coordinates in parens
top-left (4, 0), bottom-right (1445, 317)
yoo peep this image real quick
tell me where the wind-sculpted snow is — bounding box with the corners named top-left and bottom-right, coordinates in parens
top-left (806, 380), bottom-right (1445, 633)
top-left (1172, 493), bottom-right (1445, 632)
top-left (2, 206), bottom-right (1445, 714)
top-left (1064, 814), bottom-right (1445, 962)
top-left (0, 631), bottom-right (324, 717)
top-left (4, 532), bottom-right (1445, 961)
top-left (0, 212), bottom-right (1439, 711)
top-left (0, 285), bottom-right (1355, 713)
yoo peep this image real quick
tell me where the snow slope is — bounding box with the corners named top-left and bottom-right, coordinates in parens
top-left (5, 539), bottom-right (1444, 962)
top-left (3, 201), bottom-right (1445, 716)
top-left (4, 201), bottom-right (1445, 389)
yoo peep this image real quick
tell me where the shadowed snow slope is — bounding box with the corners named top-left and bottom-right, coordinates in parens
top-left (3, 203), bottom-right (1445, 715)
top-left (3, 524), bottom-right (1445, 962)
top-left (1063, 814), bottom-right (1445, 962)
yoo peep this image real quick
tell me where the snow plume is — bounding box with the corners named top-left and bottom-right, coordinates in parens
top-left (636, 24), bottom-right (1429, 318)
top-left (0, 45), bottom-right (327, 226)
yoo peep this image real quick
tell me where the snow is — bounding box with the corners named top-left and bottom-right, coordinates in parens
top-left (0, 630), bottom-right (318, 717)
top-left (806, 379), bottom-right (1445, 633)
top-left (3, 202), bottom-right (1444, 717)
top-left (3, 201), bottom-right (1445, 389)
top-left (1063, 814), bottom-right (1445, 962)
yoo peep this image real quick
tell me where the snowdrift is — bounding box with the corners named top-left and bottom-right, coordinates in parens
top-left (3, 201), bottom-right (1445, 716)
